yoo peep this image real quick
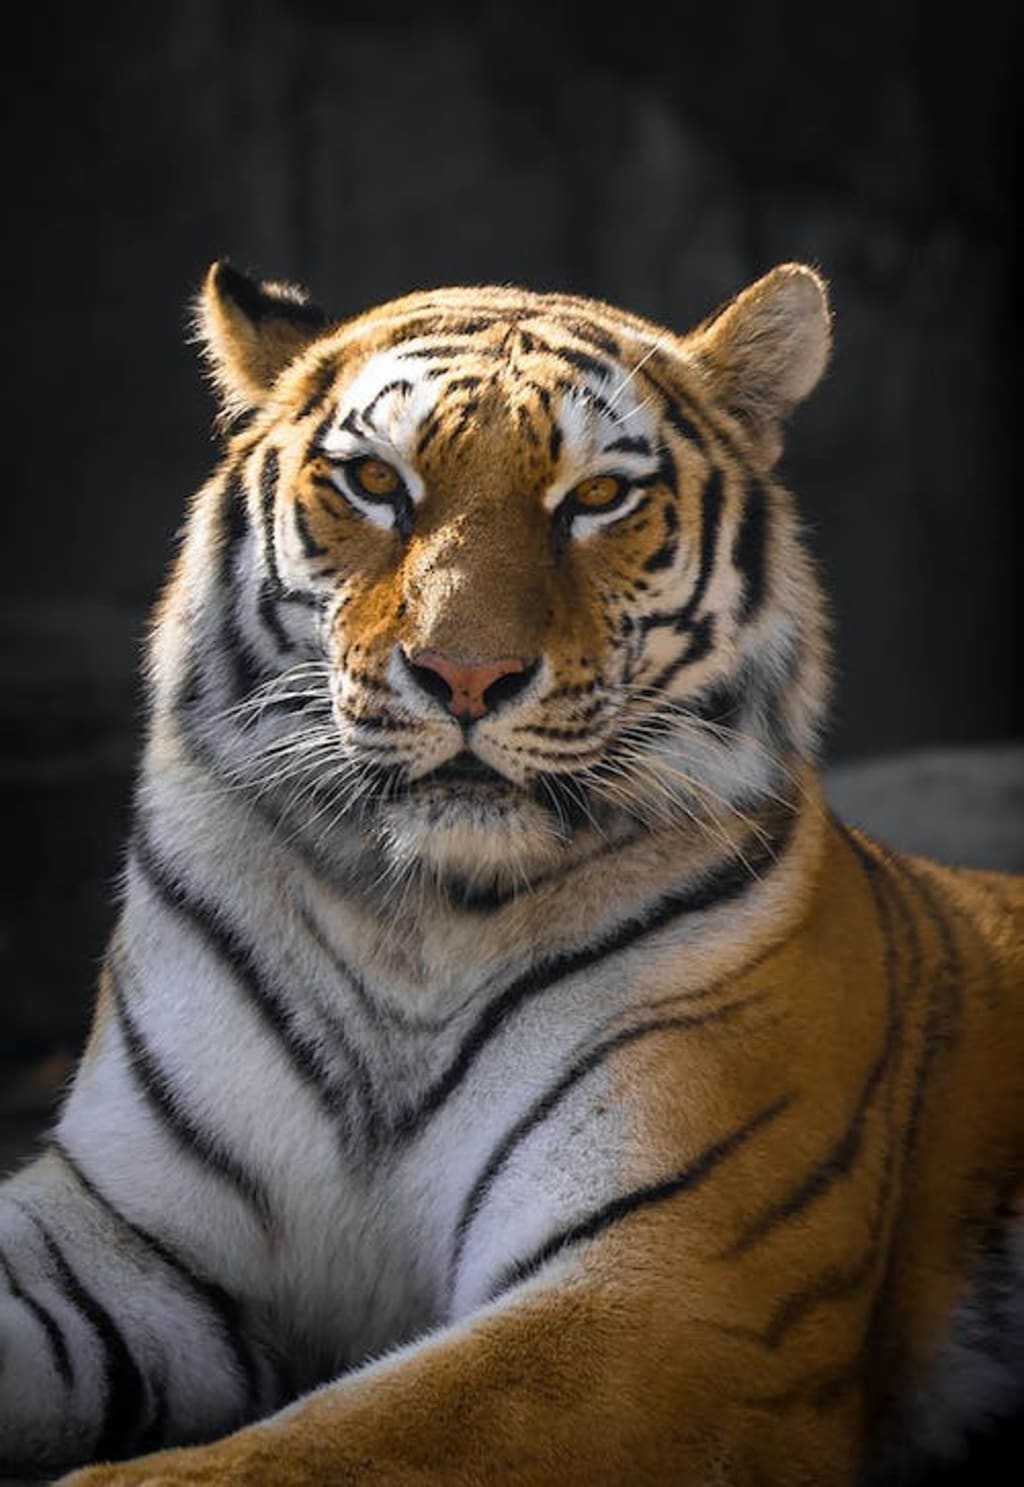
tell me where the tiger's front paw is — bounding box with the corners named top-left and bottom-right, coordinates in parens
top-left (0, 1288), bottom-right (92, 1477)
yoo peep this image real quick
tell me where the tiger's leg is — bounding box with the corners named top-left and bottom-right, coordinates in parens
top-left (57, 1237), bottom-right (865, 1487)
top-left (0, 1144), bottom-right (281, 1476)
top-left (0, 966), bottom-right (283, 1475)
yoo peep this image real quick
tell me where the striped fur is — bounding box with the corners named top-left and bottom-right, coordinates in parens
top-left (1, 262), bottom-right (1020, 1486)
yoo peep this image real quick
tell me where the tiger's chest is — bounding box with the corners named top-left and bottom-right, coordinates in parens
top-left (258, 920), bottom-right (644, 1372)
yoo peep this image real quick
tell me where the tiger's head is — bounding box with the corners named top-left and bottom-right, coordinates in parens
top-left (167, 262), bottom-right (831, 900)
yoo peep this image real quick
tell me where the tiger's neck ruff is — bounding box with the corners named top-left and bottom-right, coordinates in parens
top-left (149, 263), bottom-right (831, 970)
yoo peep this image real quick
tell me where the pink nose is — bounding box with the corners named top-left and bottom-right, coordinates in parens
top-left (407, 649), bottom-right (529, 720)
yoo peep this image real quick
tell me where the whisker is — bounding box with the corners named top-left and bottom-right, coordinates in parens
top-left (605, 336), bottom-right (666, 412)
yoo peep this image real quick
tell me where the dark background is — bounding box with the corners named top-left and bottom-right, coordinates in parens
top-left (1, 0), bottom-right (1021, 1134)
top-left (0, 2), bottom-right (1021, 1477)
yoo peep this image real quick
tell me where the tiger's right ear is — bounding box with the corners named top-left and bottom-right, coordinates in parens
top-left (194, 261), bottom-right (331, 420)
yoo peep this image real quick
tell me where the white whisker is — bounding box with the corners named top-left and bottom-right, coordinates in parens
top-left (606, 337), bottom-right (666, 412)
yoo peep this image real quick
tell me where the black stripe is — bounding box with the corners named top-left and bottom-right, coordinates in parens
top-left (641, 502), bottom-right (681, 574)
top-left (544, 677), bottom-right (599, 702)
top-left (518, 721), bottom-right (592, 742)
top-left (558, 317), bottom-right (622, 359)
top-left (688, 675), bottom-right (745, 729)
top-left (513, 310), bottom-right (623, 361)
top-left (531, 382), bottom-right (552, 417)
top-left (133, 833), bottom-right (382, 1146)
top-left (254, 451), bottom-right (322, 611)
top-left (416, 410), bottom-right (444, 457)
top-left (721, 836), bottom-right (907, 1260)
top-left (646, 368), bottom-right (708, 453)
top-left (435, 875), bottom-right (522, 913)
top-left (551, 373), bottom-right (618, 424)
top-left (109, 957), bottom-right (276, 1228)
top-left (339, 707), bottom-right (417, 733)
top-left (439, 318), bottom-right (495, 336)
top-left (648, 353), bottom-right (775, 477)
top-left (219, 466), bottom-right (252, 587)
top-left (732, 479), bottom-right (768, 623)
top-left (718, 841), bottom-right (920, 1348)
top-left (511, 400), bottom-right (539, 445)
top-left (216, 470), bottom-right (271, 703)
top-left (257, 576), bottom-right (296, 652)
top-left (429, 372), bottom-right (483, 394)
top-left (550, 345), bottom-right (614, 383)
top-left (293, 358), bottom-right (338, 423)
top-left (448, 394), bottom-right (481, 444)
top-left (400, 340), bottom-right (499, 361)
top-left (490, 1093), bottom-right (793, 1299)
top-left (676, 465), bottom-right (724, 625)
top-left (532, 770), bottom-right (600, 834)
top-left (394, 809), bottom-right (795, 1140)
top-left (293, 498), bottom-right (328, 559)
top-left (259, 447), bottom-right (282, 592)
top-left (875, 846), bottom-right (962, 1169)
top-left (743, 1337), bottom-right (870, 1414)
top-left (52, 1140), bottom-right (262, 1419)
top-left (641, 614), bottom-right (724, 695)
top-left (603, 434), bottom-right (651, 456)
top-left (450, 991), bottom-right (771, 1293)
top-left (390, 314), bottom-right (496, 340)
top-left (0, 1246), bottom-right (74, 1389)
top-left (134, 1381), bottom-right (172, 1453)
top-left (359, 377), bottom-right (413, 428)
top-left (675, 613), bottom-right (716, 669)
top-left (311, 470), bottom-right (344, 503)
top-left (432, 824), bottom-right (645, 918)
top-left (31, 1216), bottom-right (149, 1460)
top-left (635, 465), bottom-right (725, 663)
top-left (293, 902), bottom-right (459, 1036)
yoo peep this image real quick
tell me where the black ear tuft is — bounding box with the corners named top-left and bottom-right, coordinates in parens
top-left (211, 260), bottom-right (330, 330)
top-left (194, 260), bottom-right (332, 418)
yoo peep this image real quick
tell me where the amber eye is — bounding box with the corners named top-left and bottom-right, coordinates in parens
top-left (352, 456), bottom-right (402, 499)
top-left (570, 474), bottom-right (626, 509)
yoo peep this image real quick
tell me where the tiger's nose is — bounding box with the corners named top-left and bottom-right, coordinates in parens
top-left (403, 649), bottom-right (535, 721)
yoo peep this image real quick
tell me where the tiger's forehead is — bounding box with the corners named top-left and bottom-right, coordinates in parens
top-left (317, 317), bottom-right (665, 477)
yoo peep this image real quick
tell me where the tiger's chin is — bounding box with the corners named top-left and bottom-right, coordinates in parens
top-left (375, 787), bottom-right (568, 896)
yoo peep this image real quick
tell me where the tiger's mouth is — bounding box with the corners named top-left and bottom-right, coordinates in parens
top-left (375, 745), bottom-right (588, 888)
top-left (421, 752), bottom-right (512, 789)
top-left (409, 751), bottom-right (596, 831)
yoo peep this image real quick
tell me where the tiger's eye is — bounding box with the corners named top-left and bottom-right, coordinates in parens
top-left (354, 457), bottom-right (401, 498)
top-left (572, 475), bottom-right (625, 509)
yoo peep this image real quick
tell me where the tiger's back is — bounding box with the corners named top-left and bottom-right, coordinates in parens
top-left (0, 261), bottom-right (1020, 1486)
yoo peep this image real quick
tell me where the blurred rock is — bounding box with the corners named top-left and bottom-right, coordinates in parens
top-left (827, 743), bottom-right (1024, 873)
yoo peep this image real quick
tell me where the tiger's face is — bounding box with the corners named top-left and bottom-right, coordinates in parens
top-left (187, 267), bottom-right (832, 896)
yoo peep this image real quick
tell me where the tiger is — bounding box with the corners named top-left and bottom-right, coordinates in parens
top-left (0, 258), bottom-right (1021, 1487)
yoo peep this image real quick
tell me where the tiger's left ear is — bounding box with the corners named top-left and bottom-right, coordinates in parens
top-left (194, 260), bottom-right (331, 419)
top-left (686, 263), bottom-right (831, 465)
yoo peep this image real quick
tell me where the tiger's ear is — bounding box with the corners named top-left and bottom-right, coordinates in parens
top-left (194, 260), bottom-right (331, 419)
top-left (686, 263), bottom-right (831, 464)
